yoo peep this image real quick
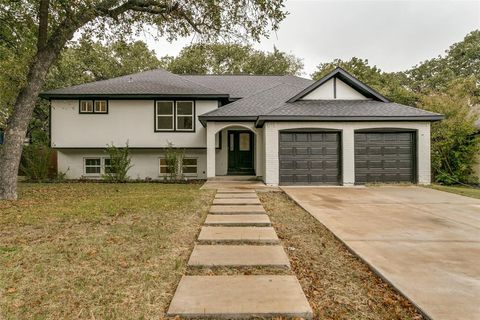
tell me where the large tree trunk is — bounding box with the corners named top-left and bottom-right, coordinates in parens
top-left (0, 50), bottom-right (57, 200)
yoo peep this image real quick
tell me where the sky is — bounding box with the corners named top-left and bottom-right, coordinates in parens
top-left (140, 0), bottom-right (480, 78)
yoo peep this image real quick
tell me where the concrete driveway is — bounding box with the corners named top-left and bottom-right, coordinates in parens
top-left (282, 186), bottom-right (480, 320)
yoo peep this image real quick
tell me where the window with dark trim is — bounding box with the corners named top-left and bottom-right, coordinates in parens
top-left (155, 101), bottom-right (174, 131)
top-left (155, 100), bottom-right (195, 132)
top-left (79, 100), bottom-right (108, 114)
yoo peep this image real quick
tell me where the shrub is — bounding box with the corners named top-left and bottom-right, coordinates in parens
top-left (419, 78), bottom-right (480, 184)
top-left (164, 141), bottom-right (184, 182)
top-left (20, 144), bottom-right (53, 182)
top-left (103, 142), bottom-right (133, 182)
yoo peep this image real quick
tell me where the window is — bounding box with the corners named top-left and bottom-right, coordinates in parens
top-left (176, 101), bottom-right (194, 131)
top-left (80, 100), bottom-right (93, 113)
top-left (104, 158), bottom-right (113, 174)
top-left (182, 158), bottom-right (197, 175)
top-left (155, 101), bottom-right (174, 131)
top-left (84, 158), bottom-right (101, 174)
top-left (94, 100), bottom-right (108, 113)
top-left (80, 100), bottom-right (108, 114)
top-left (155, 100), bottom-right (194, 132)
top-left (159, 158), bottom-right (172, 174)
top-left (84, 158), bottom-right (110, 175)
top-left (239, 133), bottom-right (251, 151)
top-left (159, 158), bottom-right (197, 176)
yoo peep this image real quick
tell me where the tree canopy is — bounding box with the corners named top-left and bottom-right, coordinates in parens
top-left (162, 43), bottom-right (303, 75)
top-left (0, 0), bottom-right (288, 199)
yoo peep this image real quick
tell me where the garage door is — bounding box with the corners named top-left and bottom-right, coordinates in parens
top-left (279, 132), bottom-right (341, 185)
top-left (355, 132), bottom-right (415, 184)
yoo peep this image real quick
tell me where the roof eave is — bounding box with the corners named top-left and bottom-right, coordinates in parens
top-left (198, 116), bottom-right (259, 128)
top-left (255, 115), bottom-right (444, 127)
top-left (39, 93), bottom-right (230, 99)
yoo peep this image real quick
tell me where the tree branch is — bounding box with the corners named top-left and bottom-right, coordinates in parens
top-left (37, 0), bottom-right (50, 51)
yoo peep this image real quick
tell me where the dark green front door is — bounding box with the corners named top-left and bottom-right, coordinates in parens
top-left (228, 131), bottom-right (254, 175)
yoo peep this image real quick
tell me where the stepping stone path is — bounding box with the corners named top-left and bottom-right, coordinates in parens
top-left (167, 188), bottom-right (313, 319)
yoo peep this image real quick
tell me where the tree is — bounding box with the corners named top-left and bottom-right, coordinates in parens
top-left (164, 43), bottom-right (303, 75)
top-left (311, 57), bottom-right (417, 105)
top-left (0, 0), bottom-right (287, 200)
top-left (407, 30), bottom-right (480, 92)
top-left (418, 77), bottom-right (480, 184)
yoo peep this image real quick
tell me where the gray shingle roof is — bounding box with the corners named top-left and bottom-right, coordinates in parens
top-left (182, 74), bottom-right (313, 99)
top-left (198, 82), bottom-right (443, 125)
top-left (41, 69), bottom-right (227, 98)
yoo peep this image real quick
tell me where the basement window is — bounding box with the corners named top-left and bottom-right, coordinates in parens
top-left (84, 157), bottom-right (110, 175)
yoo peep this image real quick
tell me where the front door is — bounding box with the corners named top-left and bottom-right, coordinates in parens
top-left (228, 131), bottom-right (254, 175)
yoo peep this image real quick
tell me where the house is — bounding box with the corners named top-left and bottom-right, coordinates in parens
top-left (41, 67), bottom-right (442, 185)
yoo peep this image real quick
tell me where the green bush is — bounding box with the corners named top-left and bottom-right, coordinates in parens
top-left (20, 144), bottom-right (53, 182)
top-left (102, 142), bottom-right (133, 182)
top-left (164, 141), bottom-right (184, 182)
top-left (419, 78), bottom-right (480, 184)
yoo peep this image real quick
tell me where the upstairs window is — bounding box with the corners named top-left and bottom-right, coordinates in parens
top-left (80, 100), bottom-right (93, 113)
top-left (155, 101), bottom-right (174, 131)
top-left (155, 100), bottom-right (194, 132)
top-left (80, 100), bottom-right (108, 114)
top-left (94, 100), bottom-right (108, 113)
top-left (176, 101), bottom-right (194, 131)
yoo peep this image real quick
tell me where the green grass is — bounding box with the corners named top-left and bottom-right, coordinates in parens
top-left (0, 183), bottom-right (214, 319)
top-left (429, 184), bottom-right (480, 200)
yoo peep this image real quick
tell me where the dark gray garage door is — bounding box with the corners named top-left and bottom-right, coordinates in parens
top-left (355, 132), bottom-right (415, 184)
top-left (279, 132), bottom-right (341, 185)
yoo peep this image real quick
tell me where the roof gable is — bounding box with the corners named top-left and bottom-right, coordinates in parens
top-left (287, 67), bottom-right (390, 102)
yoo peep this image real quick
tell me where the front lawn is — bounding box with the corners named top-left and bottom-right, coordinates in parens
top-left (259, 192), bottom-right (423, 320)
top-left (429, 184), bottom-right (480, 200)
top-left (0, 183), bottom-right (213, 319)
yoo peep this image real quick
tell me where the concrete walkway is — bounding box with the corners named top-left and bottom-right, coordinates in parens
top-left (283, 186), bottom-right (480, 320)
top-left (167, 188), bottom-right (312, 319)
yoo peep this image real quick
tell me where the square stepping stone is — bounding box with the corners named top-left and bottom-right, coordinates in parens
top-left (204, 214), bottom-right (271, 226)
top-left (210, 205), bottom-right (266, 215)
top-left (188, 245), bottom-right (290, 267)
top-left (167, 275), bottom-right (313, 319)
top-left (213, 198), bottom-right (261, 205)
top-left (198, 226), bottom-right (279, 243)
top-left (215, 193), bottom-right (258, 199)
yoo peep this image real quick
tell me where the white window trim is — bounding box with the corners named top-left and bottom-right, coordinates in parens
top-left (182, 158), bottom-right (198, 176)
top-left (155, 101), bottom-right (175, 131)
top-left (83, 157), bottom-right (110, 176)
top-left (175, 101), bottom-right (194, 132)
top-left (94, 100), bottom-right (108, 113)
top-left (158, 157), bottom-right (198, 177)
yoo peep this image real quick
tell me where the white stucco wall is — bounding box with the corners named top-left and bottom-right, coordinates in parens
top-left (57, 149), bottom-right (207, 180)
top-left (263, 121), bottom-right (431, 186)
top-left (301, 78), bottom-right (368, 100)
top-left (51, 99), bottom-right (218, 148)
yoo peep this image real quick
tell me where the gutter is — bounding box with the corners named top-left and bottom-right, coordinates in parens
top-left (254, 115), bottom-right (445, 127)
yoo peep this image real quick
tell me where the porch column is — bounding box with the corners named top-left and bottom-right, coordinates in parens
top-left (206, 122), bottom-right (216, 178)
top-left (342, 126), bottom-right (355, 186)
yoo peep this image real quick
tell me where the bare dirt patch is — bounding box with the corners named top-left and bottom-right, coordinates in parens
top-left (259, 191), bottom-right (423, 320)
